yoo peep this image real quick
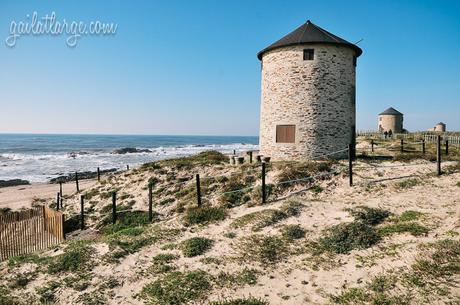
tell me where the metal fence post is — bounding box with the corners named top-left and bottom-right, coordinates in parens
top-left (196, 174), bottom-right (201, 207)
top-left (97, 167), bottom-right (101, 182)
top-left (437, 135), bottom-right (442, 176)
top-left (75, 171), bottom-right (80, 192)
top-left (59, 182), bottom-right (63, 197)
top-left (422, 140), bottom-right (426, 154)
top-left (400, 139), bottom-right (404, 153)
top-left (262, 162), bottom-right (266, 204)
top-left (446, 140), bottom-right (449, 156)
top-left (56, 192), bottom-right (60, 211)
top-left (348, 144), bottom-right (353, 186)
top-left (371, 140), bottom-right (374, 153)
top-left (80, 195), bottom-right (85, 230)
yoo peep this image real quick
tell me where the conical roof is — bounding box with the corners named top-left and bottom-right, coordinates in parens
top-left (257, 20), bottom-right (362, 60)
top-left (379, 107), bottom-right (403, 116)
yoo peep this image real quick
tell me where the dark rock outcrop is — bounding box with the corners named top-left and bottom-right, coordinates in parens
top-left (0, 179), bottom-right (30, 188)
top-left (49, 168), bottom-right (118, 184)
top-left (111, 148), bottom-right (152, 154)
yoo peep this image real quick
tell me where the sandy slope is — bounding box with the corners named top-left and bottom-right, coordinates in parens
top-left (0, 147), bottom-right (459, 304)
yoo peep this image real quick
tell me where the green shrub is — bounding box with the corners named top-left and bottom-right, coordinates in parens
top-left (410, 239), bottom-right (460, 285)
top-left (281, 224), bottom-right (306, 240)
top-left (319, 222), bottom-right (381, 254)
top-left (275, 161), bottom-right (332, 189)
top-left (157, 151), bottom-right (228, 170)
top-left (36, 281), bottom-right (60, 303)
top-left (181, 237), bottom-right (213, 257)
top-left (218, 175), bottom-right (252, 207)
top-left (141, 270), bottom-right (211, 305)
top-left (208, 298), bottom-right (269, 305)
top-left (379, 223), bottom-right (429, 237)
top-left (310, 185), bottom-right (324, 194)
top-left (150, 253), bottom-right (178, 273)
top-left (47, 241), bottom-right (95, 273)
top-left (398, 210), bottom-right (423, 222)
top-left (395, 178), bottom-right (421, 189)
top-left (183, 206), bottom-right (227, 226)
top-left (279, 200), bottom-right (304, 217)
top-left (100, 210), bottom-right (151, 234)
top-left (348, 206), bottom-right (391, 225)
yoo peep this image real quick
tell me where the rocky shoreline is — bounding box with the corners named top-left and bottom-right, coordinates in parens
top-left (49, 168), bottom-right (118, 184)
top-left (0, 179), bottom-right (31, 188)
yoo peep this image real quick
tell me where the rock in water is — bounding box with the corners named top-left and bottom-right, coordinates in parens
top-left (0, 179), bottom-right (30, 188)
top-left (111, 147), bottom-right (152, 154)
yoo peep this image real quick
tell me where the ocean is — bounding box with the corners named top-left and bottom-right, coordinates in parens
top-left (0, 134), bottom-right (259, 183)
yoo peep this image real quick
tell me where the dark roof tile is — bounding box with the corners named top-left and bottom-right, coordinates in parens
top-left (379, 107), bottom-right (403, 116)
top-left (257, 20), bottom-right (362, 60)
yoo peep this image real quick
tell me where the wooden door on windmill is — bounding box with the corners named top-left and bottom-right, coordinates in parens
top-left (276, 125), bottom-right (295, 143)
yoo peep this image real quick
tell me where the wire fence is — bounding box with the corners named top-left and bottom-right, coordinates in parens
top-left (10, 136), bottom-right (458, 252)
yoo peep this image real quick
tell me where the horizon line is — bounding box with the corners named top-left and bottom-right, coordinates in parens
top-left (0, 132), bottom-right (260, 137)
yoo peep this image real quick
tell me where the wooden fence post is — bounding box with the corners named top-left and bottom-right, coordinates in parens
top-left (233, 149), bottom-right (236, 155)
top-left (56, 193), bottom-right (60, 211)
top-left (348, 144), bottom-right (353, 186)
top-left (148, 183), bottom-right (153, 222)
top-left (422, 140), bottom-right (426, 154)
top-left (75, 171), bottom-right (80, 192)
top-left (59, 182), bottom-right (63, 197)
top-left (371, 140), bottom-right (374, 153)
top-left (127, 165), bottom-right (129, 170)
top-left (62, 214), bottom-right (66, 240)
top-left (80, 195), bottom-right (84, 230)
top-left (196, 174), bottom-right (201, 207)
top-left (437, 135), bottom-right (442, 176)
top-left (97, 167), bottom-right (100, 182)
top-left (400, 139), bottom-right (404, 153)
top-left (446, 140), bottom-right (449, 155)
top-left (112, 192), bottom-right (117, 224)
top-left (248, 151), bottom-right (253, 163)
top-left (262, 162), bottom-right (266, 204)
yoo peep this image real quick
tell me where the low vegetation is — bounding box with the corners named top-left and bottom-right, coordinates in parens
top-left (208, 298), bottom-right (269, 305)
top-left (319, 221), bottom-right (381, 254)
top-left (141, 270), bottom-right (211, 305)
top-left (181, 237), bottom-right (213, 257)
top-left (237, 234), bottom-right (288, 264)
top-left (347, 206), bottom-right (391, 225)
top-left (183, 205), bottom-right (227, 226)
top-left (281, 224), bottom-right (306, 240)
top-left (231, 200), bottom-right (303, 231)
top-left (47, 241), bottom-right (95, 274)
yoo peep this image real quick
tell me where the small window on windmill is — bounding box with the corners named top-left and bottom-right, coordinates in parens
top-left (276, 125), bottom-right (295, 143)
top-left (303, 49), bottom-right (314, 60)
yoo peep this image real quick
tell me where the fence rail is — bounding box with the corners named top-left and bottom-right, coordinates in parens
top-left (357, 131), bottom-right (460, 147)
top-left (0, 207), bottom-right (65, 261)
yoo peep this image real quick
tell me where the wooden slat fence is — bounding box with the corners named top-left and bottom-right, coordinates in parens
top-left (0, 207), bottom-right (65, 261)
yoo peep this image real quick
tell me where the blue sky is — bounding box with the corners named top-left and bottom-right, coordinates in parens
top-left (0, 0), bottom-right (459, 135)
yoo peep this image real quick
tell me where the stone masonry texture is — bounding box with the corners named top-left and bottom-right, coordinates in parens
top-left (378, 115), bottom-right (403, 133)
top-left (259, 44), bottom-right (357, 160)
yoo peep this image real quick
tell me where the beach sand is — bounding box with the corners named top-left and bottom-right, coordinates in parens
top-left (0, 180), bottom-right (97, 211)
